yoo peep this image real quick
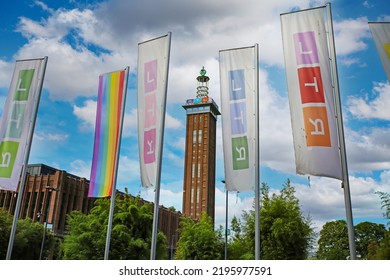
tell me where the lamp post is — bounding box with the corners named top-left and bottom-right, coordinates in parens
top-left (39, 186), bottom-right (59, 260)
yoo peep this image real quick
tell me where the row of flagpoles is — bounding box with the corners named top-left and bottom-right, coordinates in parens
top-left (1, 3), bottom-right (389, 260)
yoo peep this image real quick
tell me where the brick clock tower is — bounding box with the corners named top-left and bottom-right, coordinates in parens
top-left (182, 67), bottom-right (220, 224)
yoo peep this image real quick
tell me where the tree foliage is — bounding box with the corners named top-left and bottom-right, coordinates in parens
top-left (228, 180), bottom-right (314, 260)
top-left (355, 221), bottom-right (386, 259)
top-left (316, 220), bottom-right (350, 260)
top-left (175, 212), bottom-right (224, 260)
top-left (60, 194), bottom-right (168, 260)
top-left (377, 191), bottom-right (390, 225)
top-left (317, 220), bottom-right (389, 260)
top-left (0, 209), bottom-right (55, 259)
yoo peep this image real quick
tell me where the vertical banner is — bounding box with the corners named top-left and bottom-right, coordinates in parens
top-left (219, 46), bottom-right (257, 192)
top-left (138, 34), bottom-right (171, 188)
top-left (89, 68), bottom-right (129, 197)
top-left (0, 58), bottom-right (47, 191)
top-left (281, 7), bottom-right (342, 180)
top-left (369, 22), bottom-right (390, 81)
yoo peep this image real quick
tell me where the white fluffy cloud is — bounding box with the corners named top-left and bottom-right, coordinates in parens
top-left (348, 82), bottom-right (390, 120)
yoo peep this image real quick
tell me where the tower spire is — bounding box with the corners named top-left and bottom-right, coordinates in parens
top-left (196, 66), bottom-right (209, 98)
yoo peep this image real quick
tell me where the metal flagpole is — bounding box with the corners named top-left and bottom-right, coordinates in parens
top-left (151, 32), bottom-right (171, 260)
top-left (254, 44), bottom-right (260, 260)
top-left (104, 191), bottom-right (115, 260)
top-left (326, 3), bottom-right (357, 260)
top-left (104, 67), bottom-right (130, 260)
top-left (6, 57), bottom-right (48, 260)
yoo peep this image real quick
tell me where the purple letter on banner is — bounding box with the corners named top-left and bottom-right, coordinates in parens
top-left (144, 60), bottom-right (157, 93)
top-left (293, 31), bottom-right (319, 65)
top-left (230, 101), bottom-right (247, 135)
top-left (229, 70), bottom-right (245, 101)
top-left (144, 129), bottom-right (156, 164)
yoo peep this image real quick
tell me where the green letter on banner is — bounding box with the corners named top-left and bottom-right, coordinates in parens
top-left (232, 136), bottom-right (249, 170)
top-left (14, 69), bottom-right (35, 101)
top-left (5, 103), bottom-right (27, 138)
top-left (0, 141), bottom-right (19, 178)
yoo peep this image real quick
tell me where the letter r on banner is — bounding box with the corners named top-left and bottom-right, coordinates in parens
top-left (302, 106), bottom-right (331, 147)
top-left (144, 129), bottom-right (156, 164)
top-left (0, 141), bottom-right (19, 178)
top-left (231, 136), bottom-right (249, 170)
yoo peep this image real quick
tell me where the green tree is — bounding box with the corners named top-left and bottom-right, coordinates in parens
top-left (317, 220), bottom-right (350, 260)
top-left (373, 230), bottom-right (390, 259)
top-left (228, 180), bottom-right (314, 260)
top-left (355, 221), bottom-right (386, 259)
top-left (260, 180), bottom-right (314, 259)
top-left (227, 215), bottom-right (253, 260)
top-left (175, 212), bottom-right (224, 260)
top-left (0, 209), bottom-right (55, 259)
top-left (376, 191), bottom-right (390, 224)
top-left (60, 194), bottom-right (167, 260)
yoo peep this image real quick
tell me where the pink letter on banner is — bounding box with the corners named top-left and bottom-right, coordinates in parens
top-left (144, 93), bottom-right (156, 128)
top-left (144, 60), bottom-right (157, 93)
top-left (293, 31), bottom-right (319, 65)
top-left (144, 128), bottom-right (156, 164)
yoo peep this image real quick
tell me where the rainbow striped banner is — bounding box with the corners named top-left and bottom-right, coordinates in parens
top-left (89, 68), bottom-right (128, 197)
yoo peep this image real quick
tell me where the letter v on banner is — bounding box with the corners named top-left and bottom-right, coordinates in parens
top-left (281, 3), bottom-right (356, 259)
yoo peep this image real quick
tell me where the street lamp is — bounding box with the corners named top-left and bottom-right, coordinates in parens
top-left (39, 186), bottom-right (59, 260)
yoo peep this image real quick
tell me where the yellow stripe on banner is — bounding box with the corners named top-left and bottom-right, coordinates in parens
top-left (384, 43), bottom-right (390, 60)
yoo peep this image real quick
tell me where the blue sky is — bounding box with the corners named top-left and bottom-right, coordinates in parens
top-left (1, 0), bottom-right (390, 235)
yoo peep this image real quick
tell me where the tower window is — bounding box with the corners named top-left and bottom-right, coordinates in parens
top-left (193, 130), bottom-right (197, 144)
top-left (198, 130), bottom-right (202, 143)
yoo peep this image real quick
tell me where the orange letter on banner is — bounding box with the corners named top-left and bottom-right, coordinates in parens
top-left (302, 106), bottom-right (331, 147)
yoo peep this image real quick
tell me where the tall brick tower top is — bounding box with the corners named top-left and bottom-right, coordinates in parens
top-left (182, 67), bottom-right (220, 224)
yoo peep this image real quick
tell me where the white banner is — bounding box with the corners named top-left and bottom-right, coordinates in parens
top-left (219, 46), bottom-right (257, 192)
top-left (281, 7), bottom-right (342, 180)
top-left (137, 34), bottom-right (171, 187)
top-left (0, 58), bottom-right (47, 191)
top-left (369, 22), bottom-right (390, 82)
